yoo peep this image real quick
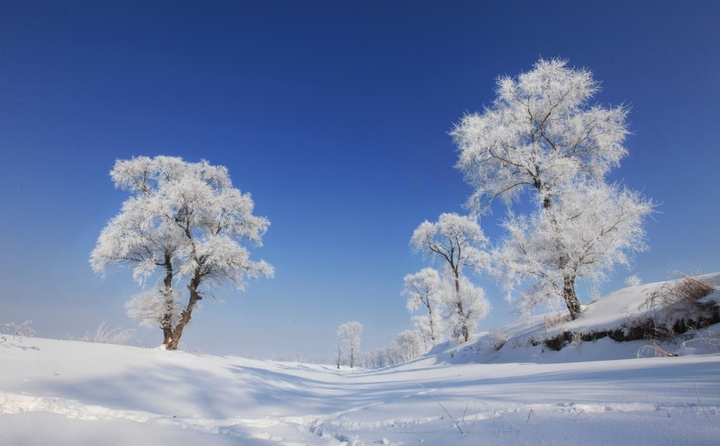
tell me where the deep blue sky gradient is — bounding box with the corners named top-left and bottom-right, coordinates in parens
top-left (1, 1), bottom-right (718, 358)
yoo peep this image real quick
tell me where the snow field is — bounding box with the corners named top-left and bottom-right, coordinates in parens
top-left (2, 335), bottom-right (720, 445)
top-left (3, 276), bottom-right (720, 444)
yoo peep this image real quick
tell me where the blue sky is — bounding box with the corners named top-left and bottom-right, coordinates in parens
top-left (1, 1), bottom-right (718, 359)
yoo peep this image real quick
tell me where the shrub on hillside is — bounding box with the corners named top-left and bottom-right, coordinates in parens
top-left (1, 320), bottom-right (35, 342)
top-left (641, 273), bottom-right (715, 310)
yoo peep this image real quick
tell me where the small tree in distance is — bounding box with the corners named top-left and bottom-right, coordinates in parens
top-left (335, 343), bottom-right (344, 369)
top-left (91, 156), bottom-right (273, 350)
top-left (410, 213), bottom-right (491, 342)
top-left (402, 268), bottom-right (444, 346)
top-left (396, 330), bottom-right (425, 362)
top-left (337, 321), bottom-right (363, 368)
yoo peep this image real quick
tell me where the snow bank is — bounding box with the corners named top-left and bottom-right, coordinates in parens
top-left (437, 273), bottom-right (720, 365)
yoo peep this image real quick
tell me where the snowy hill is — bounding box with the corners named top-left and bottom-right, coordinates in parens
top-left (437, 272), bottom-right (720, 366)
top-left (2, 275), bottom-right (720, 445)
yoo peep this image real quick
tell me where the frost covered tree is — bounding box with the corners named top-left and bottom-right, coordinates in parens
top-left (410, 213), bottom-right (490, 342)
top-left (495, 181), bottom-right (653, 316)
top-left (442, 276), bottom-right (491, 344)
top-left (91, 156), bottom-right (273, 349)
top-left (452, 58), bottom-right (653, 319)
top-left (395, 330), bottom-right (426, 362)
top-left (337, 321), bottom-right (363, 368)
top-left (362, 330), bottom-right (432, 369)
top-left (402, 268), bottom-right (444, 346)
top-left (371, 341), bottom-right (403, 368)
top-left (625, 274), bottom-right (642, 288)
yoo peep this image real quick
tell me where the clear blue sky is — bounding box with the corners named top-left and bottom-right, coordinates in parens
top-left (1, 1), bottom-right (718, 359)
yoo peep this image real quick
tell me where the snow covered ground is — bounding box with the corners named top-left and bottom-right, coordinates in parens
top-left (2, 277), bottom-right (720, 445)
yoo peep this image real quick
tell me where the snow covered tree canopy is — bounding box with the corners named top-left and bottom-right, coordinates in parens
top-left (410, 213), bottom-right (489, 275)
top-left (452, 58), bottom-right (629, 213)
top-left (91, 156), bottom-right (273, 288)
top-left (90, 156), bottom-right (273, 349)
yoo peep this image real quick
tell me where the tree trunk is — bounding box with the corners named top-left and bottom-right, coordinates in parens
top-left (161, 317), bottom-right (173, 347)
top-left (456, 301), bottom-right (470, 342)
top-left (563, 274), bottom-right (582, 320)
top-left (540, 191), bottom-right (583, 321)
top-left (165, 268), bottom-right (202, 350)
top-left (428, 306), bottom-right (437, 345)
top-left (452, 273), bottom-right (470, 343)
top-left (160, 254), bottom-right (175, 347)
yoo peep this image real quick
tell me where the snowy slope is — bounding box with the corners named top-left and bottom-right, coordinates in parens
top-left (2, 276), bottom-right (720, 445)
top-left (437, 273), bottom-right (720, 365)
